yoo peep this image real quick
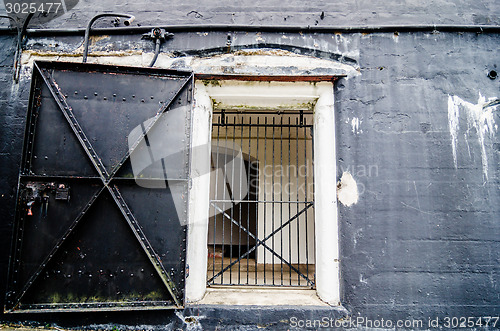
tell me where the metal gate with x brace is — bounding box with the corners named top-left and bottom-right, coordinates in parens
top-left (208, 111), bottom-right (315, 287)
top-left (5, 61), bottom-right (193, 313)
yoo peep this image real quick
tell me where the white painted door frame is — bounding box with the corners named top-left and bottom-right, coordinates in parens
top-left (186, 80), bottom-right (340, 305)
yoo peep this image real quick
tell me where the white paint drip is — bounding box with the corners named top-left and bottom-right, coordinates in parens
top-left (447, 95), bottom-right (460, 169)
top-left (351, 117), bottom-right (360, 134)
top-left (447, 93), bottom-right (498, 180)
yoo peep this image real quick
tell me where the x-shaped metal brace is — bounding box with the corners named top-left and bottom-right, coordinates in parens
top-left (208, 201), bottom-right (315, 286)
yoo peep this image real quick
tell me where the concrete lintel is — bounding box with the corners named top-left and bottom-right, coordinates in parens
top-left (203, 80), bottom-right (333, 111)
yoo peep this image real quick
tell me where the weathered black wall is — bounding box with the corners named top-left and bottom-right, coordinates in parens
top-left (0, 33), bottom-right (27, 316)
top-left (336, 31), bottom-right (500, 322)
top-left (0, 1), bottom-right (499, 329)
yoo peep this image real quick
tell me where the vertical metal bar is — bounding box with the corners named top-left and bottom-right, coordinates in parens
top-left (280, 115), bottom-right (284, 285)
top-left (271, 116), bottom-right (275, 285)
top-left (254, 116), bottom-right (258, 285)
top-left (263, 116), bottom-right (268, 285)
top-left (213, 114), bottom-right (221, 284)
top-left (296, 116), bottom-right (300, 286)
top-left (229, 115), bottom-right (236, 284)
top-left (304, 117), bottom-right (309, 282)
top-left (288, 116), bottom-right (292, 285)
top-left (221, 113), bottom-right (229, 284)
top-left (247, 116), bottom-right (252, 284)
top-left (214, 116), bottom-right (224, 284)
top-left (310, 118), bottom-right (316, 286)
top-left (238, 115), bottom-right (244, 284)
top-left (212, 202), bottom-right (216, 284)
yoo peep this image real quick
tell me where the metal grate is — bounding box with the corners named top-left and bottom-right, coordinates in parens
top-left (208, 110), bottom-right (315, 287)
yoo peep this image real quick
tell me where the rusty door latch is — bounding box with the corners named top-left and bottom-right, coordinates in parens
top-left (23, 182), bottom-right (70, 217)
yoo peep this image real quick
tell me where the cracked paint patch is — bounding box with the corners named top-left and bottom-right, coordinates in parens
top-left (87, 323), bottom-right (174, 330)
top-left (175, 311), bottom-right (205, 331)
top-left (447, 93), bottom-right (498, 180)
top-left (337, 172), bottom-right (359, 206)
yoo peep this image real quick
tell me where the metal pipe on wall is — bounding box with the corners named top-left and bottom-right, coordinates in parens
top-left (82, 13), bottom-right (135, 63)
top-left (149, 38), bottom-right (161, 67)
top-left (13, 13), bottom-right (34, 82)
top-left (0, 24), bottom-right (499, 36)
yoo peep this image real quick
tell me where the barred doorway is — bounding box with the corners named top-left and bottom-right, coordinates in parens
top-left (207, 110), bottom-right (315, 287)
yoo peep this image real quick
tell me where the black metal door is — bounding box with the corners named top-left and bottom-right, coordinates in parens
top-left (5, 61), bottom-right (193, 312)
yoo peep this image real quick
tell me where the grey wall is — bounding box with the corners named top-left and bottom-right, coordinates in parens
top-left (1, 0), bottom-right (499, 28)
top-left (337, 31), bottom-right (500, 321)
top-left (0, 0), bottom-right (499, 329)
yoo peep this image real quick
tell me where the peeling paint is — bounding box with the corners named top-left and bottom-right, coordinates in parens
top-left (175, 311), bottom-right (205, 331)
top-left (360, 274), bottom-right (368, 284)
top-left (393, 32), bottom-right (400, 43)
top-left (21, 49), bottom-right (144, 64)
top-left (231, 49), bottom-right (294, 57)
top-left (255, 32), bottom-right (265, 42)
top-left (447, 93), bottom-right (498, 180)
top-left (178, 49), bottom-right (359, 77)
top-left (21, 48), bottom-right (359, 79)
top-left (87, 323), bottom-right (175, 330)
top-left (337, 172), bottom-right (359, 207)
